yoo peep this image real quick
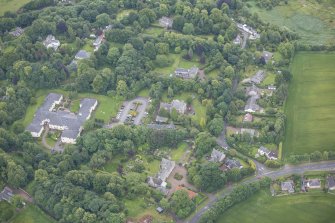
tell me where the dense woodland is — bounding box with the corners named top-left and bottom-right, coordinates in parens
top-left (0, 0), bottom-right (325, 222)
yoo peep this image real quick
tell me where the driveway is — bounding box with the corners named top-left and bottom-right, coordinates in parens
top-left (167, 165), bottom-right (196, 197)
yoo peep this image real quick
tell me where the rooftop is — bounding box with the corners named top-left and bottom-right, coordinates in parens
top-left (75, 50), bottom-right (91, 60)
top-left (281, 180), bottom-right (294, 193)
top-left (43, 35), bottom-right (60, 50)
top-left (250, 70), bottom-right (265, 84)
top-left (262, 51), bottom-right (273, 63)
top-left (209, 148), bottom-right (226, 162)
top-left (157, 158), bottom-right (175, 182)
top-left (26, 93), bottom-right (97, 141)
top-left (176, 186), bottom-right (198, 199)
top-left (159, 16), bottom-right (173, 28)
top-left (243, 113), bottom-right (253, 122)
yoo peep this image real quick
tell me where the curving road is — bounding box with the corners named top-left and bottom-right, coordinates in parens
top-left (186, 161), bottom-right (335, 223)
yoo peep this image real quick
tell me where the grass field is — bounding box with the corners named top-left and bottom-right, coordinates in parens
top-left (0, 201), bottom-right (14, 222)
top-left (0, 0), bottom-right (30, 16)
top-left (284, 52), bottom-right (335, 156)
top-left (217, 191), bottom-right (335, 223)
top-left (21, 89), bottom-right (123, 126)
top-left (248, 0), bottom-right (335, 44)
top-left (10, 204), bottom-right (56, 223)
top-left (171, 142), bottom-right (188, 162)
top-left (154, 53), bottom-right (203, 76)
top-left (124, 198), bottom-right (173, 222)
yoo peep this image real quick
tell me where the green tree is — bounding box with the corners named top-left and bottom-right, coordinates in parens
top-left (170, 190), bottom-right (195, 219)
top-left (183, 23), bottom-right (195, 35)
top-left (116, 80), bottom-right (128, 96)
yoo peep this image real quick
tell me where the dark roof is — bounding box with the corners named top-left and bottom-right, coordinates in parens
top-left (75, 50), bottom-right (91, 59)
top-left (26, 93), bottom-right (97, 140)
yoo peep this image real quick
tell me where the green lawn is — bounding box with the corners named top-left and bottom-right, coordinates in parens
top-left (0, 0), bottom-right (30, 16)
top-left (284, 52), bottom-right (335, 156)
top-left (154, 53), bottom-right (203, 76)
top-left (124, 198), bottom-right (173, 222)
top-left (0, 201), bottom-right (14, 222)
top-left (248, 0), bottom-right (335, 44)
top-left (171, 142), bottom-right (188, 162)
top-left (116, 9), bottom-right (136, 20)
top-left (217, 191), bottom-right (335, 223)
top-left (143, 26), bottom-right (165, 36)
top-left (21, 89), bottom-right (123, 126)
top-left (260, 72), bottom-right (276, 86)
top-left (70, 99), bottom-right (80, 113)
top-left (10, 204), bottom-right (56, 223)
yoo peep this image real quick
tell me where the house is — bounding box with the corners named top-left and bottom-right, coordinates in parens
top-left (0, 187), bottom-right (13, 202)
top-left (156, 115), bottom-right (168, 124)
top-left (160, 100), bottom-right (187, 114)
top-left (244, 96), bottom-right (261, 113)
top-left (327, 176), bottom-right (335, 190)
top-left (157, 158), bottom-right (175, 182)
top-left (176, 186), bottom-right (198, 199)
top-left (243, 113), bottom-right (253, 122)
top-left (258, 146), bottom-right (278, 160)
top-left (75, 50), bottom-right (91, 60)
top-left (148, 158), bottom-right (175, 192)
top-left (9, 27), bottom-right (24, 37)
top-left (159, 16), bottom-right (173, 28)
top-left (26, 93), bottom-right (98, 144)
top-left (244, 85), bottom-right (262, 113)
top-left (233, 34), bottom-right (242, 45)
top-left (43, 35), bottom-right (60, 50)
top-left (281, 180), bottom-right (294, 193)
top-left (268, 85), bottom-right (277, 90)
top-left (209, 148), bottom-right (226, 162)
top-left (236, 23), bottom-right (260, 40)
top-left (171, 100), bottom-right (187, 114)
top-left (250, 70), bottom-right (265, 84)
top-left (262, 51), bottom-right (273, 64)
top-left (225, 158), bottom-right (243, 169)
top-left (156, 207), bottom-right (164, 213)
top-left (93, 34), bottom-right (104, 51)
top-left (304, 179), bottom-right (321, 189)
top-left (175, 67), bottom-right (199, 79)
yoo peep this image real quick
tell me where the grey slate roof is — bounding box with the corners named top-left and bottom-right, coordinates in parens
top-left (9, 27), bottom-right (24, 37)
top-left (75, 50), bottom-right (91, 60)
top-left (210, 149), bottom-right (226, 162)
top-left (26, 93), bottom-right (97, 140)
top-left (250, 70), bottom-right (265, 84)
top-left (262, 51), bottom-right (273, 64)
top-left (0, 187), bottom-right (13, 202)
top-left (175, 67), bottom-right (199, 79)
top-left (157, 158), bottom-right (175, 181)
top-left (281, 180), bottom-right (294, 193)
top-left (225, 158), bottom-right (242, 169)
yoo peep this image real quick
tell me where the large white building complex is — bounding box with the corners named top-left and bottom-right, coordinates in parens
top-left (26, 93), bottom-right (97, 144)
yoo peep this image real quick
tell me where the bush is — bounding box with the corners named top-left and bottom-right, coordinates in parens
top-left (174, 173), bottom-right (183, 180)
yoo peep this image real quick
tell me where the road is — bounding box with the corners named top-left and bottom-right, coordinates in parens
top-left (186, 160), bottom-right (335, 223)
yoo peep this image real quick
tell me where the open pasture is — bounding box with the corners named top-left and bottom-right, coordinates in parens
top-left (284, 52), bottom-right (335, 156)
top-left (248, 0), bottom-right (335, 44)
top-left (0, 0), bottom-right (30, 16)
top-left (217, 191), bottom-right (335, 223)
